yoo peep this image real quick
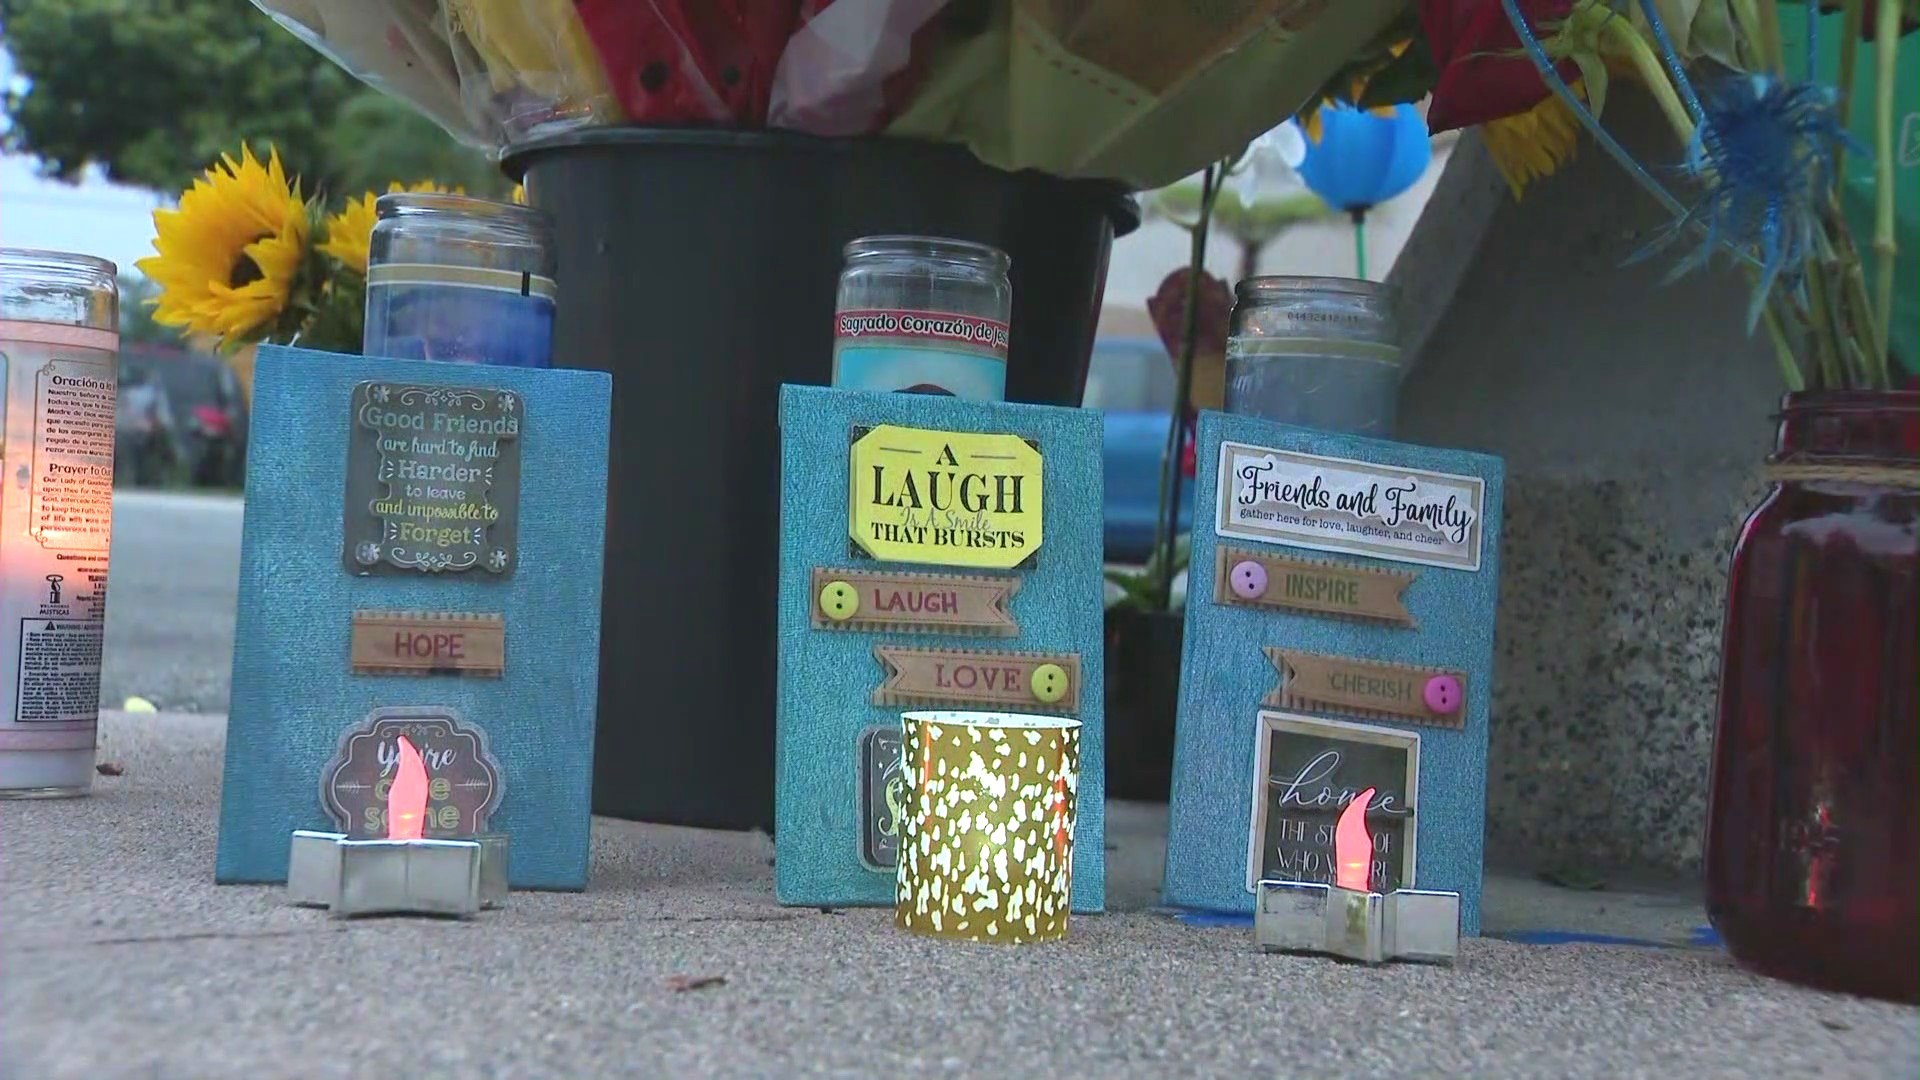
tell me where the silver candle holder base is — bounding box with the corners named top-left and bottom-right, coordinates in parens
top-left (288, 830), bottom-right (508, 918)
top-left (1255, 879), bottom-right (1460, 965)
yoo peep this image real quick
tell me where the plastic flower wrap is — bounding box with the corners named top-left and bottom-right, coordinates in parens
top-left (253, 1), bottom-right (485, 146)
top-left (444, 0), bottom-right (625, 140)
top-left (255, 0), bottom-right (1411, 188)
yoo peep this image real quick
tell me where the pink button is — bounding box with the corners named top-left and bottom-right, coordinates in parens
top-left (1229, 559), bottom-right (1268, 600)
top-left (1423, 675), bottom-right (1463, 715)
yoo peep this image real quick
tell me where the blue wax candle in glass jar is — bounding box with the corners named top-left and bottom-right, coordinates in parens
top-left (363, 193), bottom-right (556, 368)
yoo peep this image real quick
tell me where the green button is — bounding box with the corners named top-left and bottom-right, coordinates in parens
top-left (1030, 663), bottom-right (1069, 704)
top-left (819, 580), bottom-right (860, 621)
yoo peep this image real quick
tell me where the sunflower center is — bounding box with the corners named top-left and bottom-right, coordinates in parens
top-left (228, 244), bottom-right (268, 289)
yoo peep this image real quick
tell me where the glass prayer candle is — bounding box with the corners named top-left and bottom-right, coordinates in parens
top-left (1224, 276), bottom-right (1404, 437)
top-left (0, 249), bottom-right (119, 798)
top-left (833, 236), bottom-right (1012, 401)
top-left (363, 193), bottom-right (557, 368)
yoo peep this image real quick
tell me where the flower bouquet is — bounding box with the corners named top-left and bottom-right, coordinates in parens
top-left (252, 0), bottom-right (1415, 188)
top-left (1327, 0), bottom-right (1914, 388)
top-left (136, 143), bottom-right (506, 362)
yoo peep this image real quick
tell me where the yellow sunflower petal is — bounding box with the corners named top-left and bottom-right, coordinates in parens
top-left (319, 192), bottom-right (379, 275)
top-left (136, 141), bottom-right (308, 343)
top-left (1480, 85), bottom-right (1584, 200)
top-left (1303, 104), bottom-right (1326, 144)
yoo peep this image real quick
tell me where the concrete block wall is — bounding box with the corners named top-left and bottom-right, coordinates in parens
top-left (1389, 91), bottom-right (1785, 875)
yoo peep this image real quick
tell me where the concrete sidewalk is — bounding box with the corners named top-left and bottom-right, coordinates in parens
top-left (2, 713), bottom-right (1912, 1079)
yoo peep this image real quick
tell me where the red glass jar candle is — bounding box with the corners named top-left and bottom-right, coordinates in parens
top-left (1706, 390), bottom-right (1919, 1003)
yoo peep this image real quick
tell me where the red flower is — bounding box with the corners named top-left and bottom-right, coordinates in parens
top-left (1180, 425), bottom-right (1197, 480)
top-left (1145, 268), bottom-right (1232, 373)
top-left (1420, 0), bottom-right (1576, 133)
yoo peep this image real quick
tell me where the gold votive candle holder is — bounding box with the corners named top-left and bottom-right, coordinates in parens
top-left (895, 710), bottom-right (1081, 944)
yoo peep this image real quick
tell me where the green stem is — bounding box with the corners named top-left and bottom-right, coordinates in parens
top-left (1804, 261), bottom-right (1847, 387)
top-left (1835, 0), bottom-right (1866, 184)
top-left (1869, 0), bottom-right (1899, 376)
top-left (1613, 22), bottom-right (1696, 142)
top-left (1755, 0), bottom-right (1786, 73)
top-left (1352, 210), bottom-right (1369, 280)
top-left (1150, 164), bottom-right (1221, 613)
top-left (1759, 300), bottom-right (1808, 391)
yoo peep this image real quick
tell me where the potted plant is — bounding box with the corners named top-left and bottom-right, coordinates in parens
top-left (1102, 163), bottom-right (1229, 802)
top-left (1103, 146), bottom-right (1339, 802)
top-left (1388, 0), bottom-right (1916, 1000)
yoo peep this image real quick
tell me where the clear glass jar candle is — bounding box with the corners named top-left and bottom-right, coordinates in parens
top-left (0, 249), bottom-right (119, 798)
top-left (364, 192), bottom-right (557, 368)
top-left (1224, 277), bottom-right (1404, 437)
top-left (832, 236), bottom-right (1012, 402)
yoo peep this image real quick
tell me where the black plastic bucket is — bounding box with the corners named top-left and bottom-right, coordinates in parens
top-left (507, 129), bottom-right (1136, 831)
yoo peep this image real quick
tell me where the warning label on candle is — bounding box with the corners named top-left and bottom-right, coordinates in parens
top-left (13, 619), bottom-right (104, 724)
top-left (0, 337), bottom-right (116, 752)
top-left (31, 359), bottom-right (116, 552)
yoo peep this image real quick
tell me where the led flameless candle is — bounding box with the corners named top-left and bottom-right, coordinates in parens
top-left (288, 735), bottom-right (508, 917)
top-left (0, 250), bottom-right (119, 798)
top-left (1255, 787), bottom-right (1461, 965)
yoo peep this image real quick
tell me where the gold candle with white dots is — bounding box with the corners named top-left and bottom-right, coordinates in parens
top-left (895, 711), bottom-right (1081, 944)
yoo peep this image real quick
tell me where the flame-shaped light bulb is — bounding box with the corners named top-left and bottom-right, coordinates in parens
top-left (387, 735), bottom-right (429, 841)
top-left (1333, 787), bottom-right (1376, 892)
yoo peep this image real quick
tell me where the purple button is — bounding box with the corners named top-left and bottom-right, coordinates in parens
top-left (1423, 675), bottom-right (1463, 715)
top-left (1229, 559), bottom-right (1268, 600)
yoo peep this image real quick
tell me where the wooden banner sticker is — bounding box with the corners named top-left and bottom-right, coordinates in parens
top-left (1214, 545), bottom-right (1416, 626)
top-left (810, 567), bottom-right (1020, 636)
top-left (872, 646), bottom-right (1080, 715)
top-left (1264, 647), bottom-right (1467, 729)
top-left (350, 611), bottom-right (505, 677)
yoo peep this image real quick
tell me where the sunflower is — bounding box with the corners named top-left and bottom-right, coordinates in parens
top-left (318, 193), bottom-right (378, 275)
top-left (1479, 83), bottom-right (1584, 199)
top-left (136, 144), bottom-right (308, 343)
top-left (1299, 38), bottom-right (1414, 143)
top-left (318, 180), bottom-right (469, 275)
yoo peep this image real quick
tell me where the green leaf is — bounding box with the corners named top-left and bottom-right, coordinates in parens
top-left (1572, 52), bottom-right (1611, 117)
top-left (1689, 0), bottom-right (1744, 68)
top-left (1650, 0), bottom-right (1704, 56)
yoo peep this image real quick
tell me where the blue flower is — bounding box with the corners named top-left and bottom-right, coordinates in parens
top-left (1653, 74), bottom-right (1864, 327)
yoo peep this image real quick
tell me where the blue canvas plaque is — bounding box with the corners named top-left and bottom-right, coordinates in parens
top-left (215, 345), bottom-right (609, 890)
top-left (1163, 411), bottom-right (1504, 933)
top-left (773, 384), bottom-right (1107, 913)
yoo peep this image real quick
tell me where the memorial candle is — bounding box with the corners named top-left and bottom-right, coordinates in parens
top-left (0, 250), bottom-right (118, 798)
top-left (363, 193), bottom-right (556, 368)
top-left (1255, 787), bottom-right (1462, 965)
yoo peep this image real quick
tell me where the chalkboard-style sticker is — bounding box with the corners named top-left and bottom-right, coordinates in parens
top-left (846, 424), bottom-right (1042, 570)
top-left (319, 705), bottom-right (504, 839)
top-left (1246, 710), bottom-right (1418, 894)
top-left (349, 610), bottom-right (505, 677)
top-left (1264, 647), bottom-right (1468, 729)
top-left (809, 566), bottom-right (1021, 636)
top-left (1213, 545), bottom-right (1416, 626)
top-left (342, 382), bottom-right (522, 576)
top-left (858, 724), bottom-right (909, 871)
top-left (1215, 441), bottom-right (1485, 573)
top-left (871, 645), bottom-right (1080, 715)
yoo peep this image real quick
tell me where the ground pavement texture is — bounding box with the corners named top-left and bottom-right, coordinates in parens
top-left (2, 713), bottom-right (1914, 1080)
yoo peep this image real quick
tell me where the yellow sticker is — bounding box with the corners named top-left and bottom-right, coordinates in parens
top-left (848, 425), bottom-right (1043, 569)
